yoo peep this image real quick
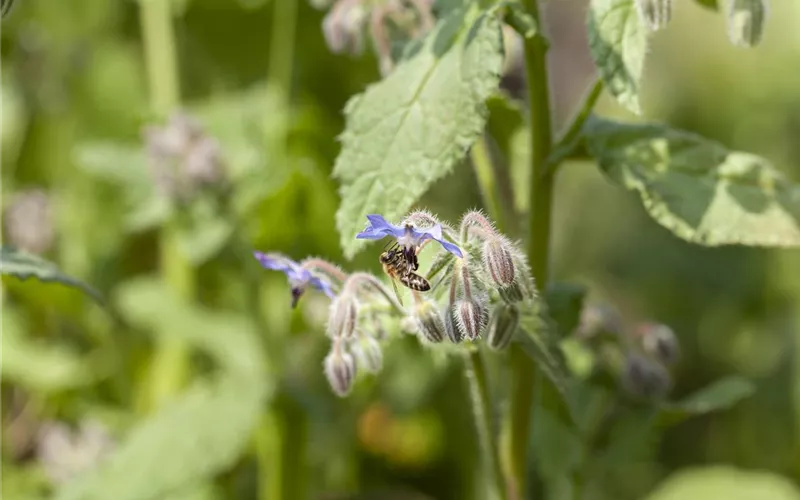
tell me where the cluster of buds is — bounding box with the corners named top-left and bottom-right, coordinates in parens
top-left (3, 188), bottom-right (56, 255)
top-left (571, 303), bottom-right (680, 400)
top-left (142, 111), bottom-right (227, 203)
top-left (253, 209), bottom-right (537, 397)
top-left (317, 0), bottom-right (435, 76)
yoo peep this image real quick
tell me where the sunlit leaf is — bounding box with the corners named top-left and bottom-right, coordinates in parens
top-left (583, 117), bottom-right (800, 247)
top-left (0, 246), bottom-right (103, 304)
top-left (333, 7), bottom-right (505, 258)
top-left (1, 308), bottom-right (93, 392)
top-left (587, 0), bottom-right (647, 114)
top-left (658, 376), bottom-right (755, 425)
top-left (645, 466), bottom-right (800, 500)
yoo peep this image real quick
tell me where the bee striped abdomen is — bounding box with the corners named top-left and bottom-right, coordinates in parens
top-left (400, 273), bottom-right (431, 291)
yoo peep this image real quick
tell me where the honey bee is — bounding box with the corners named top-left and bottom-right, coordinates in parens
top-left (379, 244), bottom-right (431, 304)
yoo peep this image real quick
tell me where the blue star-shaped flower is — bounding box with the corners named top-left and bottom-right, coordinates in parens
top-left (356, 214), bottom-right (463, 258)
top-left (253, 251), bottom-right (336, 308)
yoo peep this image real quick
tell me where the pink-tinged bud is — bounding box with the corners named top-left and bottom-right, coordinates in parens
top-left (635, 0), bottom-right (672, 31)
top-left (482, 237), bottom-right (516, 288)
top-left (412, 301), bottom-right (445, 343)
top-left (443, 306), bottom-right (462, 343)
top-left (3, 188), bottom-right (55, 255)
top-left (353, 336), bottom-right (383, 374)
top-left (326, 294), bottom-right (358, 340)
top-left (636, 322), bottom-right (680, 366)
top-left (324, 346), bottom-right (357, 397)
top-left (487, 304), bottom-right (520, 351)
top-left (455, 297), bottom-right (488, 342)
top-left (621, 353), bottom-right (671, 399)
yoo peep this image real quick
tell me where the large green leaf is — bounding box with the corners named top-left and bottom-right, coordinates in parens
top-left (583, 117), bottom-right (800, 247)
top-left (658, 376), bottom-right (755, 426)
top-left (587, 0), bottom-right (647, 115)
top-left (333, 7), bottom-right (504, 258)
top-left (645, 466), bottom-right (800, 500)
top-left (55, 278), bottom-right (270, 500)
top-left (0, 246), bottom-right (103, 303)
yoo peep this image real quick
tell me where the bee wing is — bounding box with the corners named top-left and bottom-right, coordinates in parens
top-left (390, 276), bottom-right (405, 307)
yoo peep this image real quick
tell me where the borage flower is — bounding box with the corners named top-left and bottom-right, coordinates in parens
top-left (253, 251), bottom-right (336, 308)
top-left (356, 214), bottom-right (463, 262)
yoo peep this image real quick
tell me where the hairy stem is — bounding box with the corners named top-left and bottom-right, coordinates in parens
top-left (546, 77), bottom-right (604, 173)
top-left (503, 0), bottom-right (554, 498)
top-left (470, 133), bottom-right (506, 233)
top-left (138, 0), bottom-right (193, 413)
top-left (466, 349), bottom-right (509, 500)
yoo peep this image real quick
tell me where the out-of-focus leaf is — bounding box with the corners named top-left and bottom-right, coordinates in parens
top-left (485, 92), bottom-right (530, 212)
top-left (56, 279), bottom-right (270, 500)
top-left (658, 376), bottom-right (755, 426)
top-left (333, 7), bottom-right (505, 258)
top-left (0, 246), bottom-right (103, 303)
top-left (1, 308), bottom-right (93, 392)
top-left (1, 461), bottom-right (49, 500)
top-left (645, 466), bottom-right (800, 500)
top-left (545, 282), bottom-right (587, 337)
top-left (173, 197), bottom-right (234, 265)
top-left (583, 117), bottom-right (800, 247)
top-left (74, 142), bottom-right (150, 187)
top-left (515, 304), bottom-right (571, 402)
top-left (694, 0), bottom-right (719, 10)
top-left (126, 195), bottom-right (172, 233)
top-left (587, 0), bottom-right (647, 115)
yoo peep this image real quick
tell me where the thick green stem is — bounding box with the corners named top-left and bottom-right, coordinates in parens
top-left (503, 0), bottom-right (554, 498)
top-left (466, 350), bottom-right (509, 500)
top-left (470, 133), bottom-right (506, 232)
top-left (138, 0), bottom-right (192, 412)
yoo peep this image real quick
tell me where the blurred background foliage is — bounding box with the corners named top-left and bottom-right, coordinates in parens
top-left (1, 0), bottom-right (799, 499)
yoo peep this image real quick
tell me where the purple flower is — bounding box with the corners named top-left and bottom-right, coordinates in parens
top-left (356, 214), bottom-right (463, 258)
top-left (254, 251), bottom-right (336, 308)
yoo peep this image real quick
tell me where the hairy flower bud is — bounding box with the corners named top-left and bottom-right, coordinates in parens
top-left (326, 294), bottom-right (359, 340)
top-left (636, 322), bottom-right (680, 366)
top-left (322, 0), bottom-right (368, 56)
top-left (3, 188), bottom-right (55, 254)
top-left (324, 345), bottom-right (357, 397)
top-left (443, 306), bottom-right (462, 344)
top-left (621, 353), bottom-right (671, 399)
top-left (575, 304), bottom-right (624, 340)
top-left (455, 297), bottom-right (488, 342)
top-left (635, 0), bottom-right (672, 31)
top-left (487, 304), bottom-right (520, 351)
top-left (353, 336), bottom-right (383, 374)
top-left (726, 0), bottom-right (767, 48)
top-left (497, 282), bottom-right (525, 304)
top-left (482, 237), bottom-right (516, 288)
top-left (412, 300), bottom-right (445, 343)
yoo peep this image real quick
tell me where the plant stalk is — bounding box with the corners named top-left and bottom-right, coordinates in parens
top-left (138, 0), bottom-right (193, 412)
top-left (503, 0), bottom-right (554, 498)
top-left (470, 133), bottom-right (506, 232)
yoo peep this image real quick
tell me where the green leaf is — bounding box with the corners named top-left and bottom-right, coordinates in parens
top-left (498, 1), bottom-right (538, 39)
top-left (56, 279), bottom-right (270, 500)
top-left (587, 0), bottom-right (647, 115)
top-left (645, 466), bottom-right (800, 500)
top-left (659, 376), bottom-right (755, 426)
top-left (544, 282), bottom-right (587, 337)
top-left (694, 0), bottom-right (719, 10)
top-left (0, 246), bottom-right (104, 304)
top-left (515, 304), bottom-right (572, 402)
top-left (1, 308), bottom-right (93, 392)
top-left (583, 117), bottom-right (800, 247)
top-left (333, 7), bottom-right (505, 258)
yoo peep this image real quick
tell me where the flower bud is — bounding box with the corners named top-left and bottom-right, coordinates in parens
top-left (353, 336), bottom-right (383, 374)
top-left (443, 306), bottom-right (462, 344)
top-left (412, 300), bottom-right (445, 343)
top-left (482, 237), bottom-right (516, 288)
top-left (487, 304), bottom-right (520, 351)
top-left (326, 294), bottom-right (359, 340)
top-left (322, 0), bottom-right (368, 56)
top-left (3, 188), bottom-right (55, 255)
top-left (636, 322), bottom-right (679, 366)
top-left (726, 0), bottom-right (767, 48)
top-left (621, 353), bottom-right (671, 399)
top-left (635, 0), bottom-right (672, 31)
top-left (324, 345), bottom-right (358, 397)
top-left (575, 304), bottom-right (624, 340)
top-left (455, 297), bottom-right (488, 342)
top-left (497, 282), bottom-right (525, 304)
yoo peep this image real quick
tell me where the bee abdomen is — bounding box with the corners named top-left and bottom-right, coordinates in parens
top-left (401, 273), bottom-right (431, 292)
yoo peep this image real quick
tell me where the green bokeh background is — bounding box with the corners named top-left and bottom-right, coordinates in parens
top-left (1, 0), bottom-right (799, 499)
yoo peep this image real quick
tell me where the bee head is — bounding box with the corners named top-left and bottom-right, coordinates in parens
top-left (379, 250), bottom-right (394, 264)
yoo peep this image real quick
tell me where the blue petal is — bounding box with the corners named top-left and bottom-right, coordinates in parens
top-left (415, 224), bottom-right (463, 258)
top-left (254, 251), bottom-right (295, 274)
top-left (356, 214), bottom-right (404, 239)
top-left (310, 276), bottom-right (337, 299)
top-left (438, 239), bottom-right (463, 258)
